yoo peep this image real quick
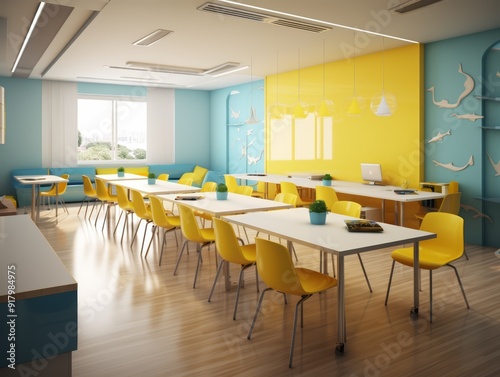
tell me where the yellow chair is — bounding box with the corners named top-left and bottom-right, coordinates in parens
top-left (94, 178), bottom-right (118, 230)
top-left (328, 201), bottom-right (372, 292)
top-left (130, 189), bottom-right (154, 254)
top-left (315, 185), bottom-right (339, 211)
top-left (448, 180), bottom-right (459, 193)
top-left (40, 174), bottom-right (70, 213)
top-left (209, 218), bottom-right (259, 320)
top-left (145, 196), bottom-right (180, 265)
top-left (235, 185), bottom-right (253, 196)
top-left (177, 176), bottom-right (193, 186)
top-left (415, 192), bottom-right (462, 220)
top-left (251, 181), bottom-right (266, 198)
top-left (78, 175), bottom-right (99, 218)
top-left (157, 173), bottom-right (169, 181)
top-left (279, 181), bottom-right (313, 207)
top-left (224, 174), bottom-right (239, 193)
top-left (174, 203), bottom-right (216, 288)
top-left (248, 238), bottom-right (337, 368)
top-left (113, 185), bottom-right (135, 241)
top-left (385, 212), bottom-right (470, 322)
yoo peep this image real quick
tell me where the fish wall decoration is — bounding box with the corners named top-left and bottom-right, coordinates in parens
top-left (427, 63), bottom-right (475, 108)
top-left (486, 152), bottom-right (500, 176)
top-left (432, 155), bottom-right (474, 171)
top-left (461, 204), bottom-right (493, 223)
top-left (450, 113), bottom-right (484, 122)
top-left (428, 130), bottom-right (451, 143)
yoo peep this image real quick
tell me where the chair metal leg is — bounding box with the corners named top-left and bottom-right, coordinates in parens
top-left (248, 287), bottom-right (272, 340)
top-left (130, 218), bottom-right (144, 248)
top-left (357, 253), bottom-right (372, 293)
top-left (173, 241), bottom-right (189, 275)
top-left (289, 295), bottom-right (312, 368)
top-left (193, 244), bottom-right (203, 288)
top-left (384, 260), bottom-right (396, 306)
top-left (233, 264), bottom-right (253, 320)
top-left (113, 210), bottom-right (124, 235)
top-left (78, 196), bottom-right (87, 215)
top-left (429, 270), bottom-right (433, 323)
top-left (208, 260), bottom-right (225, 303)
top-left (144, 226), bottom-right (158, 258)
top-left (447, 264), bottom-right (470, 309)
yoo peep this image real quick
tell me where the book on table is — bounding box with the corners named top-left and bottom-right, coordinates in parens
top-left (344, 219), bottom-right (383, 232)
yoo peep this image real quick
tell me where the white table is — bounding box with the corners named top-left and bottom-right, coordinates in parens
top-left (14, 175), bottom-right (68, 222)
top-left (157, 192), bottom-right (294, 290)
top-left (94, 172), bottom-right (146, 182)
top-left (115, 179), bottom-right (201, 195)
top-left (223, 207), bottom-right (436, 354)
top-left (231, 173), bottom-right (446, 226)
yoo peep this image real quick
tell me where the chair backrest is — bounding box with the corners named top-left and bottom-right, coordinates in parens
top-left (420, 212), bottom-right (464, 260)
top-left (130, 189), bottom-right (151, 220)
top-left (331, 200), bottom-right (362, 218)
top-left (448, 181), bottom-right (459, 194)
top-left (200, 181), bottom-right (217, 192)
top-left (95, 178), bottom-right (112, 201)
top-left (82, 175), bottom-right (96, 196)
top-left (255, 238), bottom-right (307, 296)
top-left (157, 173), bottom-right (169, 181)
top-left (235, 185), bottom-right (253, 196)
top-left (178, 176), bottom-right (193, 186)
top-left (149, 196), bottom-right (175, 229)
top-left (213, 218), bottom-right (252, 265)
top-left (115, 185), bottom-right (133, 210)
top-left (56, 174), bottom-right (70, 194)
top-left (280, 181), bottom-right (308, 206)
top-left (177, 203), bottom-right (207, 243)
top-left (438, 192), bottom-right (461, 215)
top-left (224, 175), bottom-right (238, 193)
top-left (274, 192), bottom-right (297, 207)
top-left (315, 186), bottom-right (339, 211)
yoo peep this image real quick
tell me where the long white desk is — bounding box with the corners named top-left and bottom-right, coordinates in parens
top-left (231, 173), bottom-right (446, 226)
top-left (14, 175), bottom-right (69, 222)
top-left (157, 192), bottom-right (293, 290)
top-left (114, 179), bottom-right (201, 195)
top-left (0, 215), bottom-right (77, 375)
top-left (223, 207), bottom-right (436, 354)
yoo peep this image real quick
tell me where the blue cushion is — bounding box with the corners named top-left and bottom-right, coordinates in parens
top-left (49, 167), bottom-right (96, 184)
top-left (202, 170), bottom-right (225, 186)
top-left (147, 164), bottom-right (196, 180)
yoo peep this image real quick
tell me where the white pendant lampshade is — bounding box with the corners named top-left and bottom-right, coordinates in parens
top-left (371, 37), bottom-right (397, 116)
top-left (293, 48), bottom-right (309, 119)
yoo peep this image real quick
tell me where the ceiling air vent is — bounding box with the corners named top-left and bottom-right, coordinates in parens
top-left (390, 0), bottom-right (443, 14)
top-left (197, 2), bottom-right (331, 33)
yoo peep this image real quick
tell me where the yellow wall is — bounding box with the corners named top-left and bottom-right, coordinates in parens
top-left (265, 44), bottom-right (423, 189)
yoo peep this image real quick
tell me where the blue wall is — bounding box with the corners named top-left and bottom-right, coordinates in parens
top-left (0, 77), bottom-right (42, 197)
top-left (425, 27), bottom-right (500, 246)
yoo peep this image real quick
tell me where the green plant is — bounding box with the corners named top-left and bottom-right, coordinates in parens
top-left (148, 173), bottom-right (156, 179)
top-left (309, 199), bottom-right (327, 213)
top-left (117, 167), bottom-right (125, 173)
top-left (216, 183), bottom-right (228, 192)
top-left (323, 173), bottom-right (332, 181)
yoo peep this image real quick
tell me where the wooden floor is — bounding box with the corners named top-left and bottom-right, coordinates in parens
top-left (32, 203), bottom-right (500, 377)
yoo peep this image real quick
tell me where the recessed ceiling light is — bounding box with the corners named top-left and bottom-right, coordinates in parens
top-left (133, 29), bottom-right (173, 47)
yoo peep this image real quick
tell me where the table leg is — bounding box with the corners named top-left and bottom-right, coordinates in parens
top-left (411, 241), bottom-right (420, 317)
top-left (36, 184), bottom-right (41, 223)
top-left (336, 254), bottom-right (345, 354)
top-left (381, 200), bottom-right (385, 222)
top-left (400, 202), bottom-right (405, 227)
top-left (223, 260), bottom-right (231, 291)
top-left (55, 185), bottom-right (59, 217)
top-left (30, 185), bottom-right (36, 220)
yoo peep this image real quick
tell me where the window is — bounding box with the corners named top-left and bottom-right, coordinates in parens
top-left (77, 95), bottom-right (147, 162)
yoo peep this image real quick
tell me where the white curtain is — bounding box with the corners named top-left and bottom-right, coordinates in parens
top-left (42, 81), bottom-right (78, 167)
top-left (147, 87), bottom-right (175, 164)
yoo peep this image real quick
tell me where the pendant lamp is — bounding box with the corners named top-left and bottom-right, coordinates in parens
top-left (293, 49), bottom-right (309, 119)
top-left (317, 40), bottom-right (334, 118)
top-left (347, 33), bottom-right (364, 116)
top-left (246, 57), bottom-right (260, 124)
top-left (268, 51), bottom-right (286, 119)
top-left (370, 37), bottom-right (397, 116)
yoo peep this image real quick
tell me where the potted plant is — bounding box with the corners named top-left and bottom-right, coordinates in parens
top-left (322, 173), bottom-right (333, 186)
top-left (309, 199), bottom-right (328, 225)
top-left (148, 172), bottom-right (156, 185)
top-left (216, 182), bottom-right (228, 200)
top-left (117, 167), bottom-right (125, 177)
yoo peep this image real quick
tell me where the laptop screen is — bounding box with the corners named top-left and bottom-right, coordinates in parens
top-left (361, 163), bottom-right (383, 185)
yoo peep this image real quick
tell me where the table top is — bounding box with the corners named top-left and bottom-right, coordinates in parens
top-left (223, 207), bottom-right (436, 256)
top-left (157, 191), bottom-right (293, 217)
top-left (0, 215), bottom-right (77, 302)
top-left (231, 173), bottom-right (446, 203)
top-left (95, 173), bottom-right (146, 182)
top-left (14, 174), bottom-right (69, 185)
top-left (115, 179), bottom-right (201, 195)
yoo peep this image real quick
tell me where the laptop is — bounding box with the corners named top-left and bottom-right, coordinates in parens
top-left (361, 163), bottom-right (383, 185)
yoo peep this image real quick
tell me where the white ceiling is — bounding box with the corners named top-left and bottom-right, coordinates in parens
top-left (1, 0), bottom-right (500, 90)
